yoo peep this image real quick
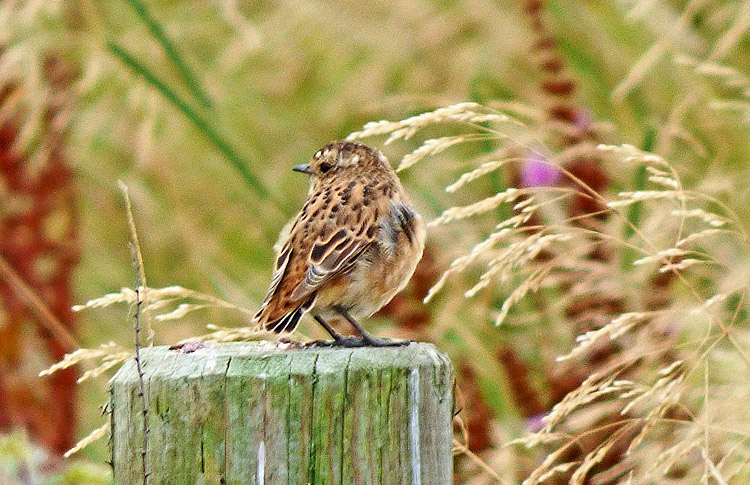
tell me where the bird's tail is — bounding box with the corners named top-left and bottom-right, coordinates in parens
top-left (263, 295), bottom-right (316, 334)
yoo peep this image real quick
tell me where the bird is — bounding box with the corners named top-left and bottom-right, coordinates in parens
top-left (253, 140), bottom-right (426, 347)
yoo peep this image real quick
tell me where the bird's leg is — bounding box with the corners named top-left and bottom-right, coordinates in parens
top-left (312, 315), bottom-right (365, 348)
top-left (334, 306), bottom-right (410, 347)
top-left (313, 315), bottom-right (344, 340)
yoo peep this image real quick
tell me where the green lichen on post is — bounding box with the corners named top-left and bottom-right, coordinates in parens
top-left (109, 342), bottom-right (453, 484)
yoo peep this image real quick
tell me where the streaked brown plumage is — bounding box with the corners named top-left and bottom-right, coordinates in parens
top-left (254, 141), bottom-right (425, 346)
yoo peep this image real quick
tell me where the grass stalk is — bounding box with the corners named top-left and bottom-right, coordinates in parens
top-left (124, 0), bottom-right (212, 109)
top-left (108, 41), bottom-right (271, 199)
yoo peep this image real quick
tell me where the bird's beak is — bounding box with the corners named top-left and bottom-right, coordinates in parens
top-left (293, 164), bottom-right (312, 175)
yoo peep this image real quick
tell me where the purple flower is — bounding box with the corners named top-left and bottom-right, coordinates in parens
top-left (526, 412), bottom-right (547, 433)
top-left (574, 109), bottom-right (593, 132)
top-left (521, 150), bottom-right (562, 187)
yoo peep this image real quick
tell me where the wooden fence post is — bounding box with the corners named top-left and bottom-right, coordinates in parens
top-left (109, 342), bottom-right (454, 484)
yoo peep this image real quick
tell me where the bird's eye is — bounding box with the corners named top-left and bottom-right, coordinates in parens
top-left (319, 162), bottom-right (333, 173)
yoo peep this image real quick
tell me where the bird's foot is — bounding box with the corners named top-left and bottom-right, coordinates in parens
top-left (361, 336), bottom-right (412, 347)
top-left (307, 336), bottom-right (366, 348)
top-left (306, 336), bottom-right (412, 348)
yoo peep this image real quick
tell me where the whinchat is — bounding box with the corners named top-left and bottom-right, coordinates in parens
top-left (254, 141), bottom-right (426, 347)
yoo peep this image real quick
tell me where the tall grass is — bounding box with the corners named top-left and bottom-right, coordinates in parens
top-left (350, 104), bottom-right (750, 481)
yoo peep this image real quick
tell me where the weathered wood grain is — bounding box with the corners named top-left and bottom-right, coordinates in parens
top-left (109, 342), bottom-right (453, 484)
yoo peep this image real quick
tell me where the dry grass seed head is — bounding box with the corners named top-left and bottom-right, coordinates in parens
top-left (352, 94), bottom-right (750, 482)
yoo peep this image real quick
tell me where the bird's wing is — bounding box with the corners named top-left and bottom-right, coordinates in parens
top-left (290, 226), bottom-right (372, 301)
top-left (254, 179), bottom-right (383, 330)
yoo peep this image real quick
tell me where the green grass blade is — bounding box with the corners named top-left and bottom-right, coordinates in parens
top-left (123, 0), bottom-right (213, 109)
top-left (625, 127), bottom-right (654, 239)
top-left (622, 128), bottom-right (654, 269)
top-left (108, 41), bottom-right (271, 199)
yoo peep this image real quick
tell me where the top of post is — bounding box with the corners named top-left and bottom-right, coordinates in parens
top-left (111, 341), bottom-right (452, 384)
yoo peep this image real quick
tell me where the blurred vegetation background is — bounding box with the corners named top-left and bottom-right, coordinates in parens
top-left (2, 0), bottom-right (750, 483)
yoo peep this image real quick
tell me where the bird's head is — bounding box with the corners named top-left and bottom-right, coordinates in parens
top-left (293, 141), bottom-right (393, 184)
